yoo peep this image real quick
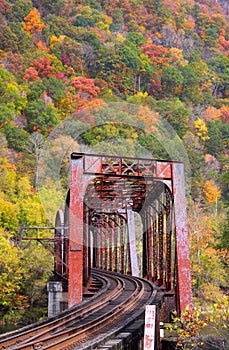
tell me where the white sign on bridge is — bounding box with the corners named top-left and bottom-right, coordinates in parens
top-left (144, 305), bottom-right (156, 350)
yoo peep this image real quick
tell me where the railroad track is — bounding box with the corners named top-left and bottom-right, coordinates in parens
top-left (0, 269), bottom-right (160, 350)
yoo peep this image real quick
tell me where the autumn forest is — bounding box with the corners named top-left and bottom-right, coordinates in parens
top-left (0, 0), bottom-right (228, 342)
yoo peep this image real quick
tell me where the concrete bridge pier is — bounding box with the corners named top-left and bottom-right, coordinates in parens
top-left (47, 282), bottom-right (63, 317)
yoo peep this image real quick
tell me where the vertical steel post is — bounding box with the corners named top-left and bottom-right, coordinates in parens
top-left (146, 208), bottom-right (152, 280)
top-left (142, 212), bottom-right (147, 278)
top-left (152, 216), bottom-right (158, 283)
top-left (83, 207), bottom-right (89, 286)
top-left (104, 223), bottom-right (108, 270)
top-left (109, 217), bottom-right (113, 270)
top-left (54, 209), bottom-right (64, 276)
top-left (120, 217), bottom-right (125, 274)
top-left (92, 228), bottom-right (97, 268)
top-left (165, 189), bottom-right (172, 290)
top-left (87, 211), bottom-right (91, 279)
top-left (127, 209), bottom-right (139, 277)
top-left (114, 216), bottom-right (118, 272)
top-left (64, 193), bottom-right (70, 278)
top-left (172, 163), bottom-right (192, 313)
top-left (69, 154), bottom-right (84, 307)
top-left (158, 196), bottom-right (164, 286)
top-left (98, 228), bottom-right (103, 269)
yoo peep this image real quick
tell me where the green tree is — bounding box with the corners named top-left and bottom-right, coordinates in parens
top-left (43, 77), bottom-right (66, 105)
top-left (0, 105), bottom-right (14, 128)
top-left (0, 25), bottom-right (18, 52)
top-left (10, 0), bottom-right (33, 22)
top-left (208, 55), bottom-right (229, 98)
top-left (25, 99), bottom-right (59, 133)
top-left (161, 65), bottom-right (183, 96)
top-left (0, 68), bottom-right (27, 128)
top-left (27, 80), bottom-right (46, 101)
top-left (4, 125), bottom-right (29, 152)
top-left (20, 244), bottom-right (52, 312)
top-left (156, 99), bottom-right (190, 138)
top-left (181, 61), bottom-right (209, 104)
top-left (205, 121), bottom-right (224, 157)
top-left (217, 214), bottom-right (229, 251)
top-left (183, 132), bottom-right (205, 198)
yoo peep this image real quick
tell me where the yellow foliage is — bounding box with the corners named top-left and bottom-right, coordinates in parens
top-left (0, 194), bottom-right (20, 232)
top-left (50, 35), bottom-right (58, 48)
top-left (59, 93), bottom-right (75, 119)
top-left (97, 21), bottom-right (110, 31)
top-left (0, 157), bottom-right (17, 198)
top-left (139, 26), bottom-right (146, 32)
top-left (101, 13), bottom-right (113, 25)
top-left (194, 118), bottom-right (210, 141)
top-left (201, 282), bottom-right (224, 302)
top-left (137, 91), bottom-right (148, 98)
top-left (23, 8), bottom-right (45, 35)
top-left (0, 231), bottom-right (24, 300)
top-left (166, 306), bottom-right (208, 348)
top-left (76, 5), bottom-right (92, 16)
top-left (50, 35), bottom-right (66, 49)
top-left (207, 295), bottom-right (229, 332)
top-left (204, 180), bottom-right (221, 203)
top-left (17, 176), bottom-right (32, 198)
top-left (116, 33), bottom-right (126, 43)
top-left (47, 54), bottom-right (63, 71)
top-left (169, 47), bottom-right (188, 67)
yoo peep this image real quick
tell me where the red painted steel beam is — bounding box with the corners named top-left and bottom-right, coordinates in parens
top-left (146, 209), bottom-right (152, 281)
top-left (172, 163), bottom-right (192, 313)
top-left (69, 154), bottom-right (84, 308)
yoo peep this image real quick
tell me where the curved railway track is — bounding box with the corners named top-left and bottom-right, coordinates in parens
top-left (0, 269), bottom-right (160, 350)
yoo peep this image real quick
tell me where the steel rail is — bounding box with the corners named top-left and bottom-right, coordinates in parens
top-left (0, 270), bottom-right (158, 350)
top-left (39, 271), bottom-right (156, 350)
top-left (0, 273), bottom-right (121, 349)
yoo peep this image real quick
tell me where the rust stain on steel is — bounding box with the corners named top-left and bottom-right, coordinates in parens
top-left (69, 155), bottom-right (84, 307)
top-left (172, 162), bottom-right (192, 313)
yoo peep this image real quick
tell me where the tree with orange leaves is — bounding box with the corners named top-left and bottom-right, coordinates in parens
top-left (23, 8), bottom-right (45, 36)
top-left (203, 106), bottom-right (222, 122)
top-left (204, 179), bottom-right (221, 204)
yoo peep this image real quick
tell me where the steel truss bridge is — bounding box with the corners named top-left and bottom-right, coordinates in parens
top-left (0, 153), bottom-right (192, 350)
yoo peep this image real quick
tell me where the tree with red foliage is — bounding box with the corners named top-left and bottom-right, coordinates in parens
top-left (31, 57), bottom-right (54, 79)
top-left (71, 77), bottom-right (100, 99)
top-left (23, 67), bottom-right (39, 83)
top-left (141, 43), bottom-right (171, 70)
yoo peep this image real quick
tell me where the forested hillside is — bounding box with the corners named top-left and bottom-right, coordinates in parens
top-left (0, 0), bottom-right (228, 333)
